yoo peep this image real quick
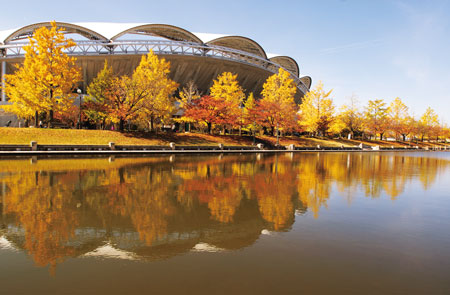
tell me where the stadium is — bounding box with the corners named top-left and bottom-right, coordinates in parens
top-left (0, 22), bottom-right (311, 125)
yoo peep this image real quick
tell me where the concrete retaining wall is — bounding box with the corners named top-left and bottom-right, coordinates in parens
top-left (0, 142), bottom-right (447, 156)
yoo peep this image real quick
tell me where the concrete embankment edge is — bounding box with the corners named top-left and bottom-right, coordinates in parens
top-left (0, 149), bottom-right (445, 157)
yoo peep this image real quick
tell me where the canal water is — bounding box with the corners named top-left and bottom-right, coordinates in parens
top-left (0, 152), bottom-right (449, 294)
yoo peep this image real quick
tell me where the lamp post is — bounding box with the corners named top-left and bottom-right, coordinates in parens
top-left (77, 88), bottom-right (82, 129)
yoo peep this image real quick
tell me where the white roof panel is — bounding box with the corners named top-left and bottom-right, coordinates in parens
top-left (193, 32), bottom-right (229, 43)
top-left (0, 28), bottom-right (19, 44)
top-left (74, 22), bottom-right (147, 40)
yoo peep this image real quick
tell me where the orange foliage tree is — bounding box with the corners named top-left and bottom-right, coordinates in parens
top-left (183, 95), bottom-right (239, 134)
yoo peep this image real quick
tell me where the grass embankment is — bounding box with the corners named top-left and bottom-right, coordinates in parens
top-left (0, 127), bottom-right (446, 148)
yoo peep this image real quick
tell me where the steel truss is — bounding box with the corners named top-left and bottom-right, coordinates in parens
top-left (0, 40), bottom-right (308, 94)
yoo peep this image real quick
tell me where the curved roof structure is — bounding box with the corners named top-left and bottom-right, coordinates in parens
top-left (203, 35), bottom-right (267, 59)
top-left (3, 22), bottom-right (109, 43)
top-left (0, 22), bottom-right (311, 101)
top-left (1, 22), bottom-right (278, 63)
top-left (269, 56), bottom-right (299, 77)
top-left (300, 76), bottom-right (312, 89)
top-left (110, 24), bottom-right (203, 43)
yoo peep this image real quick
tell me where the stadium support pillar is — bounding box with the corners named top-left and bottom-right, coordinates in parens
top-left (1, 61), bottom-right (6, 102)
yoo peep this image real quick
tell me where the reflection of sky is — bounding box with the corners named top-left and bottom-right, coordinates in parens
top-left (83, 243), bottom-right (138, 260)
top-left (0, 236), bottom-right (18, 251)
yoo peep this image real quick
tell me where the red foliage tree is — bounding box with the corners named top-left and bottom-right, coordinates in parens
top-left (183, 95), bottom-right (239, 134)
top-left (249, 99), bottom-right (299, 135)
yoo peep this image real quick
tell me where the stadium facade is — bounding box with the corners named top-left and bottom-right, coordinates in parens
top-left (0, 22), bottom-right (311, 105)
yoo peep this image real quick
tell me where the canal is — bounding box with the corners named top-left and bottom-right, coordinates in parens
top-left (1, 152), bottom-right (449, 294)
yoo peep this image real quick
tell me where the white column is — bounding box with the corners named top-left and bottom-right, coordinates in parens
top-left (1, 61), bottom-right (6, 102)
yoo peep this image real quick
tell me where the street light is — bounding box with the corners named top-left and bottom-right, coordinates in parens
top-left (77, 88), bottom-right (82, 129)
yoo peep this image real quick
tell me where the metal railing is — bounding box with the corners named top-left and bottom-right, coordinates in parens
top-left (0, 40), bottom-right (309, 94)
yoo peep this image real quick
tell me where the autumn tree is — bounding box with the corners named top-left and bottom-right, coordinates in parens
top-left (85, 50), bottom-right (177, 131)
top-left (179, 81), bottom-right (201, 108)
top-left (419, 107), bottom-right (439, 141)
top-left (364, 99), bottom-right (389, 140)
top-left (210, 72), bottom-right (245, 105)
top-left (86, 62), bottom-right (132, 131)
top-left (388, 97), bottom-right (413, 141)
top-left (257, 68), bottom-right (298, 135)
top-left (135, 51), bottom-right (178, 131)
top-left (85, 60), bottom-right (114, 129)
top-left (299, 81), bottom-right (334, 136)
top-left (251, 99), bottom-right (299, 137)
top-left (243, 92), bottom-right (260, 136)
top-left (328, 115), bottom-right (346, 137)
top-left (2, 21), bottom-right (81, 127)
top-left (337, 95), bottom-right (364, 138)
top-left (261, 68), bottom-right (297, 105)
top-left (183, 95), bottom-right (239, 134)
top-left (177, 81), bottom-right (201, 132)
top-left (103, 76), bottom-right (134, 131)
top-left (209, 72), bottom-right (245, 132)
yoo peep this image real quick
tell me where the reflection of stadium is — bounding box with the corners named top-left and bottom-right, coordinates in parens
top-left (0, 212), bottom-right (269, 263)
top-left (0, 154), bottom-right (306, 270)
top-left (0, 152), bottom-right (445, 271)
top-left (0, 22), bottom-right (312, 105)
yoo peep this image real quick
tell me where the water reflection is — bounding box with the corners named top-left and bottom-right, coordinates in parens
top-left (0, 152), bottom-right (449, 273)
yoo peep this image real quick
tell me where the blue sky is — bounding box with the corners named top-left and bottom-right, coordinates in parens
top-left (1, 0), bottom-right (449, 121)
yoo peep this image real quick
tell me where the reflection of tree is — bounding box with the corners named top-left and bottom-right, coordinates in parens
top-left (0, 153), bottom-right (448, 273)
top-left (296, 155), bottom-right (331, 218)
top-left (178, 175), bottom-right (242, 223)
top-left (252, 172), bottom-right (296, 230)
top-left (3, 171), bottom-right (80, 274)
top-left (418, 157), bottom-right (439, 190)
top-left (177, 157), bottom-right (299, 230)
top-left (85, 167), bottom-right (177, 246)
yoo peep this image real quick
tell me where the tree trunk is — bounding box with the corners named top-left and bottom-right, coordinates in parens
top-left (207, 122), bottom-right (212, 134)
top-left (402, 134), bottom-right (406, 141)
top-left (47, 110), bottom-right (53, 128)
top-left (35, 111), bottom-right (39, 127)
top-left (119, 119), bottom-right (124, 131)
top-left (48, 89), bottom-right (53, 128)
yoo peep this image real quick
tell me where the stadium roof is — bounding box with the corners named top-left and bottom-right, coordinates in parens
top-left (0, 22), bottom-right (302, 77)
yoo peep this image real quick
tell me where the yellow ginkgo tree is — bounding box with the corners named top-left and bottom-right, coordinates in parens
top-left (209, 72), bottom-right (245, 133)
top-left (2, 21), bottom-right (81, 127)
top-left (418, 107), bottom-right (439, 141)
top-left (134, 50), bottom-right (178, 131)
top-left (388, 97), bottom-right (413, 141)
top-left (299, 81), bottom-right (335, 136)
top-left (257, 68), bottom-right (298, 137)
top-left (364, 99), bottom-right (389, 140)
top-left (210, 72), bottom-right (245, 105)
top-left (87, 50), bottom-right (178, 131)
